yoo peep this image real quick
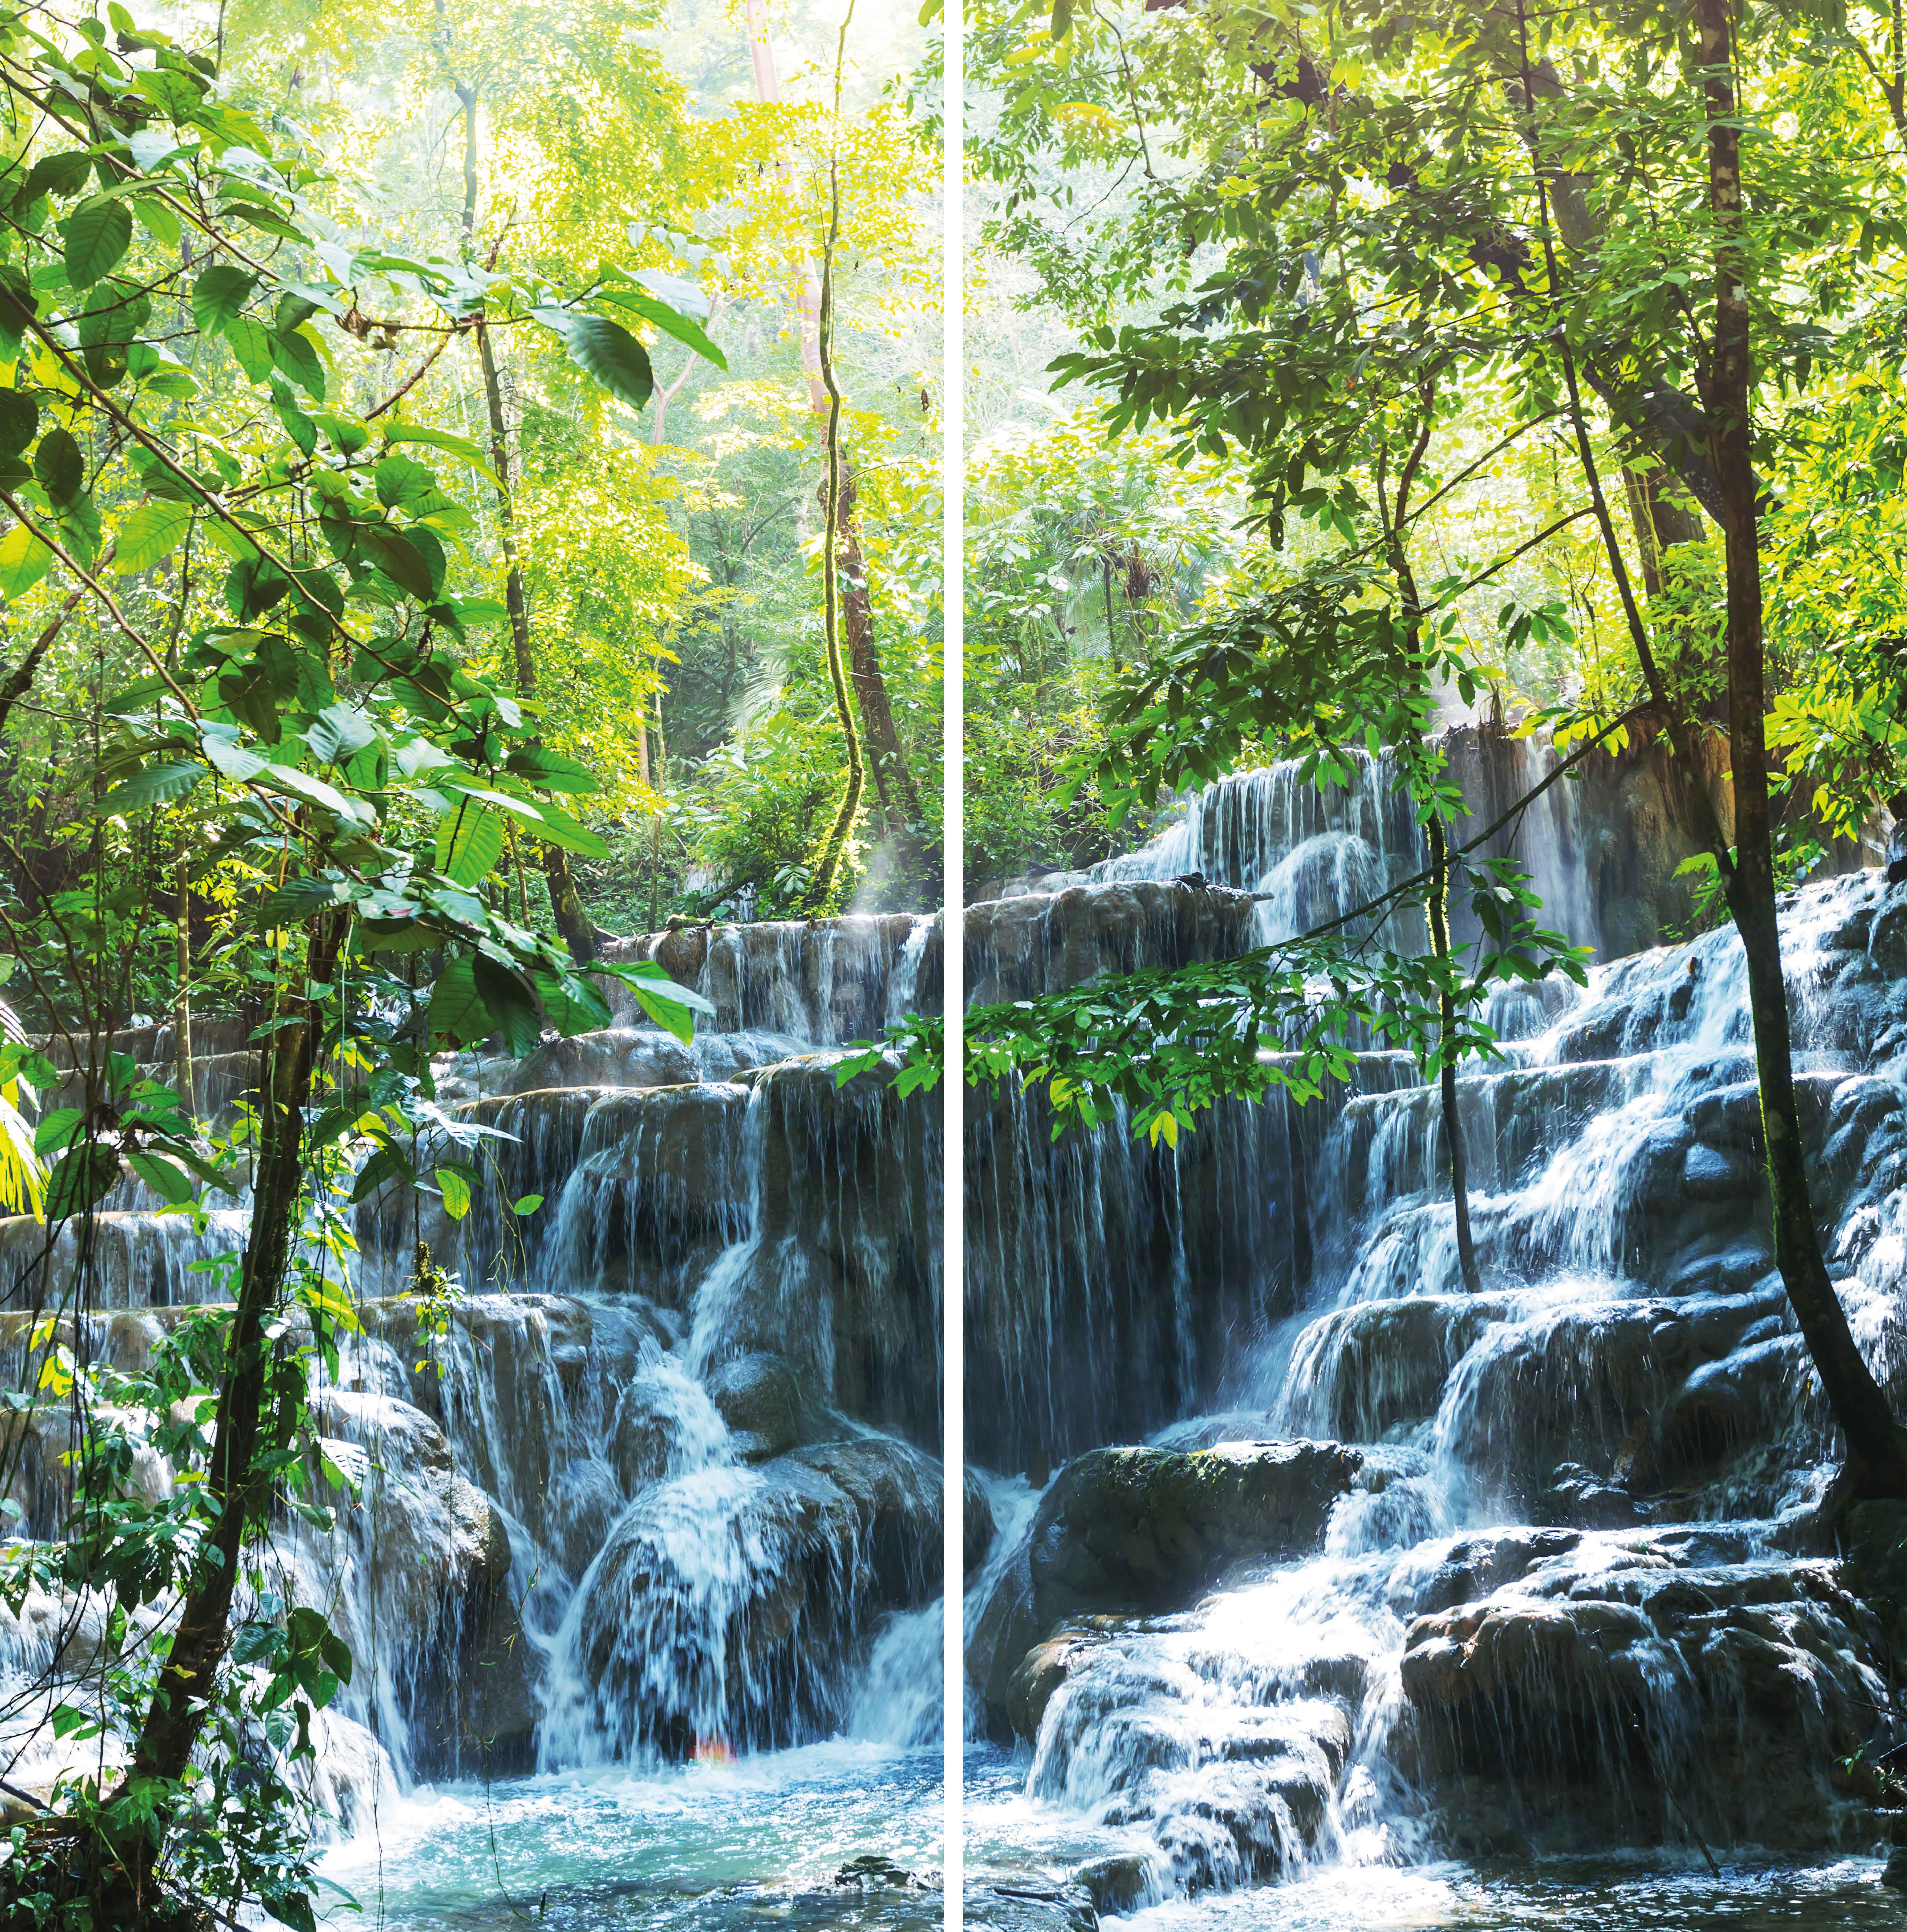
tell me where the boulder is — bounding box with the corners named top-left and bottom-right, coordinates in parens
top-left (1396, 1549), bottom-right (1894, 1850)
top-left (1027, 1440), bottom-right (1361, 1628)
top-left (706, 1351), bottom-right (811, 1461)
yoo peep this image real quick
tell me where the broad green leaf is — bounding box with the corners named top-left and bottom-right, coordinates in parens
top-left (531, 966), bottom-right (613, 1037)
top-left (44, 1143), bottom-right (119, 1221)
top-left (0, 521), bottom-right (55, 600)
top-left (382, 423), bottom-right (500, 485)
top-left (504, 746), bottom-right (601, 794)
top-left (33, 1107), bottom-right (83, 1158)
top-left (34, 428), bottom-right (83, 506)
top-left (591, 961), bottom-right (713, 1045)
top-left (435, 802), bottom-right (505, 886)
top-left (99, 758), bottom-right (203, 814)
top-left (225, 314), bottom-right (273, 382)
top-left (272, 324), bottom-right (326, 400)
top-left (600, 281), bottom-right (727, 371)
top-left (356, 526), bottom-right (435, 601)
top-left (18, 153), bottom-right (93, 205)
top-left (474, 954), bottom-right (542, 1057)
top-left (62, 197), bottom-right (132, 286)
top-left (201, 736), bottom-right (268, 781)
top-left (511, 1194), bottom-right (543, 1216)
top-left (114, 500), bottom-right (192, 573)
top-left (128, 1150), bottom-right (195, 1205)
top-left (522, 800), bottom-right (608, 860)
top-left (0, 391), bottom-right (38, 456)
top-left (428, 955), bottom-right (487, 1046)
top-left (531, 307), bottom-right (653, 412)
top-left (192, 264), bottom-right (257, 334)
top-left (435, 1166), bottom-right (471, 1220)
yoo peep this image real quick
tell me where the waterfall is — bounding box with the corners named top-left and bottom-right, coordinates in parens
top-left (0, 912), bottom-right (946, 1860)
top-left (966, 765), bottom-right (1906, 1915)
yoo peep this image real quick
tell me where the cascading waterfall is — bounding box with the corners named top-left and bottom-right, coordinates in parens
top-left (0, 913), bottom-right (947, 1926)
top-left (964, 733), bottom-right (1905, 1926)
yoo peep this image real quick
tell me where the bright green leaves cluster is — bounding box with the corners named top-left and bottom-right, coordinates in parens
top-left (966, 855), bottom-right (1586, 1146)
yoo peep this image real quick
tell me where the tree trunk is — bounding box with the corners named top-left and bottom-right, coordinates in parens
top-left (1427, 814), bottom-right (1483, 1295)
top-left (1694, 0), bottom-right (1905, 1497)
top-left (829, 462), bottom-right (929, 877)
top-left (456, 84), bottom-right (595, 964)
top-left (112, 910), bottom-right (349, 1909)
top-left (172, 859), bottom-right (194, 1118)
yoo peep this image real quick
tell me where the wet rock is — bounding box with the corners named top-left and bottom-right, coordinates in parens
top-left (1396, 1547), bottom-right (1895, 1850)
top-left (1027, 1441), bottom-right (1361, 1627)
top-left (1072, 1854), bottom-right (1152, 1915)
top-left (835, 1852), bottom-right (930, 1890)
top-left (964, 1880), bottom-right (1099, 1931)
top-left (706, 1351), bottom-right (811, 1461)
top-left (1535, 1462), bottom-right (1645, 1530)
top-left (1389, 1527), bottom-right (1584, 1617)
top-left (303, 1389), bottom-right (531, 1774)
top-left (1004, 1626), bottom-right (1111, 1741)
top-left (964, 1466), bottom-right (998, 1577)
top-left (550, 1435), bottom-right (941, 1758)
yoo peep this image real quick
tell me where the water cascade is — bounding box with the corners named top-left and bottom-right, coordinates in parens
top-left (964, 734), bottom-right (1905, 1927)
top-left (0, 913), bottom-right (948, 1928)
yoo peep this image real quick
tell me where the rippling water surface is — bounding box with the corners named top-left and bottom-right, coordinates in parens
top-left (318, 1741), bottom-right (942, 1930)
top-left (965, 1745), bottom-right (1899, 1931)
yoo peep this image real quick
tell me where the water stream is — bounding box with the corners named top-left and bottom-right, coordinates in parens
top-left (0, 911), bottom-right (947, 1927)
top-left (963, 734), bottom-right (1905, 1927)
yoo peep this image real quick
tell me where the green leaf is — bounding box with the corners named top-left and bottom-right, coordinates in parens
top-left (428, 954), bottom-right (488, 1047)
top-left (521, 800), bottom-right (608, 860)
top-left (1052, 0), bottom-right (1072, 37)
top-left (435, 1166), bottom-right (471, 1220)
top-left (201, 735), bottom-right (269, 781)
top-left (33, 1107), bottom-right (83, 1158)
top-left (44, 1143), bottom-right (119, 1221)
top-left (503, 746), bottom-right (601, 794)
top-left (599, 281), bottom-right (728, 371)
top-left (128, 1149), bottom-right (195, 1204)
top-left (591, 961), bottom-right (713, 1045)
top-left (192, 264), bottom-right (257, 334)
top-left (356, 525), bottom-right (435, 601)
top-left (434, 802), bottom-right (505, 886)
top-left (0, 521), bottom-right (55, 600)
top-left (272, 325), bottom-right (326, 400)
top-left (531, 965), bottom-right (613, 1036)
top-left (99, 758), bottom-right (203, 814)
top-left (257, 876), bottom-right (345, 925)
top-left (114, 500), bottom-right (192, 573)
top-left (0, 390), bottom-right (38, 457)
top-left (511, 1193), bottom-right (543, 1216)
top-left (34, 428), bottom-right (83, 506)
top-left (62, 196), bottom-right (132, 286)
top-left (382, 422), bottom-right (500, 485)
top-left (225, 313), bottom-right (273, 382)
top-left (531, 306), bottom-right (654, 412)
top-left (474, 954), bottom-right (542, 1057)
top-left (18, 153), bottom-right (93, 205)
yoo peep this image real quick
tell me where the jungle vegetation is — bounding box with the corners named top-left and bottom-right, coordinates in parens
top-left (0, 0), bottom-right (941, 1920)
top-left (959, 0), bottom-right (1907, 1493)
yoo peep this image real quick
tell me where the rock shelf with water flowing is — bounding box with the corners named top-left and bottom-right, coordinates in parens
top-left (0, 913), bottom-right (950, 1922)
top-left (965, 732), bottom-right (1905, 1923)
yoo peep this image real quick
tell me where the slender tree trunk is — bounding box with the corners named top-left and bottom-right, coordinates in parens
top-left (172, 858), bottom-right (194, 1118)
top-left (831, 462), bottom-right (929, 871)
top-left (804, 234), bottom-right (865, 912)
top-left (1692, 0), bottom-right (1904, 1497)
top-left (801, 8), bottom-right (867, 913)
top-left (1427, 814), bottom-right (1483, 1294)
top-left (455, 84), bottom-right (595, 964)
top-left (113, 910), bottom-right (349, 1909)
